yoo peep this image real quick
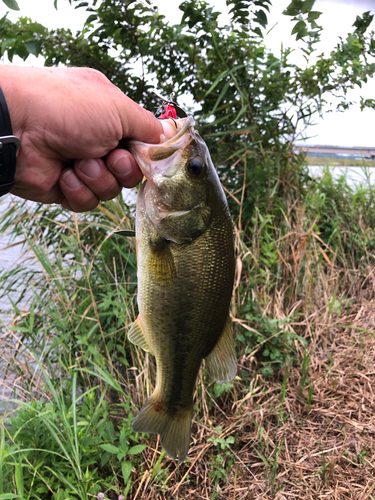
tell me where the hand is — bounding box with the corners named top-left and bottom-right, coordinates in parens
top-left (0, 66), bottom-right (176, 212)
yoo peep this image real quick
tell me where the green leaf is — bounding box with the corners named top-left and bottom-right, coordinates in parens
top-left (99, 444), bottom-right (120, 454)
top-left (252, 26), bottom-right (263, 37)
top-left (86, 14), bottom-right (97, 24)
top-left (254, 9), bottom-right (267, 29)
top-left (296, 28), bottom-right (308, 40)
top-left (101, 452), bottom-right (111, 468)
top-left (128, 444), bottom-right (147, 455)
top-left (202, 64), bottom-right (246, 99)
top-left (0, 495), bottom-right (20, 499)
top-left (353, 11), bottom-right (374, 35)
top-left (203, 68), bottom-right (231, 99)
top-left (212, 81), bottom-right (230, 114)
top-left (254, 0), bottom-right (271, 12)
top-left (45, 467), bottom-right (80, 496)
top-left (122, 461), bottom-right (132, 483)
top-left (25, 41), bottom-right (41, 57)
top-left (119, 427), bottom-right (127, 450)
top-left (283, 0), bottom-right (302, 16)
top-left (301, 0), bottom-right (315, 14)
top-left (1, 39), bottom-right (15, 51)
top-left (291, 20), bottom-right (306, 36)
top-left (2, 0), bottom-right (19, 10)
top-left (307, 10), bottom-right (321, 22)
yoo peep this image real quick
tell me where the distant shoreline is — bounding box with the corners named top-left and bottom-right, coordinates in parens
top-left (304, 156), bottom-right (375, 168)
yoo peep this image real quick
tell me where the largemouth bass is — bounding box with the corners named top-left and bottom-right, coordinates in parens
top-left (128, 116), bottom-right (236, 461)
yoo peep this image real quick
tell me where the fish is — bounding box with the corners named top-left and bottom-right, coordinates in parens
top-left (127, 115), bottom-right (237, 462)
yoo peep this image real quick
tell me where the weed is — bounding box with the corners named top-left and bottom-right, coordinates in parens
top-left (207, 426), bottom-right (235, 451)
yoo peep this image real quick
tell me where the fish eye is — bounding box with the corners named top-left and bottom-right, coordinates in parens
top-left (187, 158), bottom-right (204, 177)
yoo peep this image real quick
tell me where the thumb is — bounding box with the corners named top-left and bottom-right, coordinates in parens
top-left (118, 95), bottom-right (163, 144)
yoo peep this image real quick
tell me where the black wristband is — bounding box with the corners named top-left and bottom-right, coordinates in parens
top-left (0, 87), bottom-right (20, 197)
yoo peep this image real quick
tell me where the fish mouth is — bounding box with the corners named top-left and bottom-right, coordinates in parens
top-left (156, 115), bottom-right (195, 148)
top-left (128, 116), bottom-right (195, 180)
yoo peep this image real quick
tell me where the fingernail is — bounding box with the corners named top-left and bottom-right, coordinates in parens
top-left (111, 155), bottom-right (132, 176)
top-left (77, 159), bottom-right (101, 178)
top-left (161, 119), bottom-right (178, 140)
top-left (62, 169), bottom-right (84, 189)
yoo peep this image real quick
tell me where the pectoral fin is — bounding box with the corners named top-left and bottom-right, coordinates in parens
top-left (205, 316), bottom-right (237, 383)
top-left (148, 237), bottom-right (176, 286)
top-left (128, 316), bottom-right (151, 352)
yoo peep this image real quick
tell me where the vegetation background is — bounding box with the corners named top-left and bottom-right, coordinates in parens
top-left (0, 0), bottom-right (375, 498)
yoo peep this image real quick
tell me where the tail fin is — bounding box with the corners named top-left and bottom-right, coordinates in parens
top-left (132, 395), bottom-right (193, 462)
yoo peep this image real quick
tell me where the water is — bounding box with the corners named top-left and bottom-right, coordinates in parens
top-left (0, 198), bottom-right (37, 411)
top-left (0, 198), bottom-right (38, 319)
top-left (308, 165), bottom-right (375, 186)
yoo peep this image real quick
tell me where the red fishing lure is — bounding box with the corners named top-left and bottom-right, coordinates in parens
top-left (159, 104), bottom-right (177, 120)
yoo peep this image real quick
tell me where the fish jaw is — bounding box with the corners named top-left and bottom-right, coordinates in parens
top-left (128, 116), bottom-right (193, 182)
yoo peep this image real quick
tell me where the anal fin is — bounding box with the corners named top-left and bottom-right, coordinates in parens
top-left (205, 316), bottom-right (237, 383)
top-left (128, 316), bottom-right (151, 352)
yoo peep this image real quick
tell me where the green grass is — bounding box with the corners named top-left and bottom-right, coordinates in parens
top-left (1, 155), bottom-right (375, 498)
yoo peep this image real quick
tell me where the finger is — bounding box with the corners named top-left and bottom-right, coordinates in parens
top-left (60, 198), bottom-right (74, 211)
top-left (75, 158), bottom-right (122, 201)
top-left (118, 96), bottom-right (163, 144)
top-left (12, 154), bottom-right (65, 204)
top-left (59, 168), bottom-right (99, 212)
top-left (106, 149), bottom-right (143, 188)
top-left (160, 119), bottom-right (180, 140)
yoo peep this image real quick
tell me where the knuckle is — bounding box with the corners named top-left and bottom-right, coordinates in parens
top-left (79, 67), bottom-right (108, 84)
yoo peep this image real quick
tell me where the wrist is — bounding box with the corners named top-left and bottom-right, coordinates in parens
top-left (0, 86), bottom-right (20, 196)
top-left (0, 66), bottom-right (27, 196)
top-left (0, 66), bottom-right (28, 141)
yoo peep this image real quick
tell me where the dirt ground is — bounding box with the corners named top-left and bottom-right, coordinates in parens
top-left (131, 286), bottom-right (375, 499)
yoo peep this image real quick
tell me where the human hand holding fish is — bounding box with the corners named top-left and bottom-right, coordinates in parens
top-left (126, 112), bottom-right (237, 462)
top-left (0, 65), bottom-right (177, 210)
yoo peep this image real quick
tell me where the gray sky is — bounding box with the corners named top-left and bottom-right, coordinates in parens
top-left (1, 0), bottom-right (374, 147)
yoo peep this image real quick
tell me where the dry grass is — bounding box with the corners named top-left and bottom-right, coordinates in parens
top-left (123, 237), bottom-right (375, 499)
top-left (125, 299), bottom-right (375, 499)
top-left (3, 280), bottom-right (375, 500)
